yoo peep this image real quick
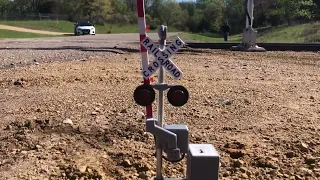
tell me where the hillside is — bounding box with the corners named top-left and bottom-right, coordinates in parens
top-left (179, 21), bottom-right (320, 43)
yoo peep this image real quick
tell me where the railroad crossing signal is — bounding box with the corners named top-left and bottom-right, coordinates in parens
top-left (140, 36), bottom-right (185, 80)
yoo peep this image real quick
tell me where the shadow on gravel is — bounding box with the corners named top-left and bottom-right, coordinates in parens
top-left (0, 46), bottom-right (140, 53)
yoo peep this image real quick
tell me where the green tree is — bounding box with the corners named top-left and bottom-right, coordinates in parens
top-left (0, 0), bottom-right (9, 18)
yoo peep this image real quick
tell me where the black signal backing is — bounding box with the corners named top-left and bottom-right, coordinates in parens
top-left (167, 85), bottom-right (189, 107)
top-left (133, 84), bottom-right (155, 106)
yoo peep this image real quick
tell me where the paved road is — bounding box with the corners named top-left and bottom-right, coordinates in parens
top-left (0, 33), bottom-right (180, 44)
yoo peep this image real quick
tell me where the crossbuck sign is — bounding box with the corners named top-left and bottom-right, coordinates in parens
top-left (141, 36), bottom-right (185, 80)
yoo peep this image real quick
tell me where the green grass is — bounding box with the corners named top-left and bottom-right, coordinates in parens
top-left (257, 21), bottom-right (320, 43)
top-left (0, 20), bottom-right (318, 42)
top-left (179, 21), bottom-right (320, 43)
top-left (0, 29), bottom-right (57, 39)
top-left (0, 20), bottom-right (179, 34)
top-left (178, 32), bottom-right (242, 43)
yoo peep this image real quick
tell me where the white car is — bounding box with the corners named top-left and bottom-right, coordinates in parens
top-left (74, 21), bottom-right (95, 35)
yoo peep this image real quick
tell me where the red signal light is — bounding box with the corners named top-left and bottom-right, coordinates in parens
top-left (134, 85), bottom-right (155, 106)
top-left (167, 85), bottom-right (189, 107)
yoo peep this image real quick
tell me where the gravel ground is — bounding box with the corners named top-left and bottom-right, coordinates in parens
top-left (0, 33), bottom-right (178, 69)
top-left (0, 36), bottom-right (320, 180)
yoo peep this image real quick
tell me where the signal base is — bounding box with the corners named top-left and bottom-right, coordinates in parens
top-left (231, 43), bottom-right (266, 52)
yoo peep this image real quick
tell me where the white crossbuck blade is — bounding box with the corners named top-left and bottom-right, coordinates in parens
top-left (141, 36), bottom-right (185, 80)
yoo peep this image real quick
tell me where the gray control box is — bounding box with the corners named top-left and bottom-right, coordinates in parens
top-left (163, 124), bottom-right (189, 153)
top-left (187, 144), bottom-right (220, 180)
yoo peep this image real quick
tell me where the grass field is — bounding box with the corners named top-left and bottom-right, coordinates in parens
top-left (178, 32), bottom-right (242, 43)
top-left (179, 21), bottom-right (320, 43)
top-left (0, 29), bottom-right (57, 39)
top-left (0, 20), bottom-right (179, 34)
top-left (0, 20), bottom-right (319, 42)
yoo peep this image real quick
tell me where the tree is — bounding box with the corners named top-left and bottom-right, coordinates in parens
top-left (270, 0), bottom-right (316, 25)
top-left (161, 0), bottom-right (182, 26)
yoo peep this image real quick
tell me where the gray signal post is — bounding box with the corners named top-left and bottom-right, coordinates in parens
top-left (137, 25), bottom-right (221, 180)
top-left (156, 25), bottom-right (166, 179)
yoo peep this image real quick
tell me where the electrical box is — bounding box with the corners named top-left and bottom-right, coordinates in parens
top-left (187, 144), bottom-right (220, 180)
top-left (163, 124), bottom-right (189, 153)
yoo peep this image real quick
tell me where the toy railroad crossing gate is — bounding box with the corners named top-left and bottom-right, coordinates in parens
top-left (141, 36), bottom-right (184, 80)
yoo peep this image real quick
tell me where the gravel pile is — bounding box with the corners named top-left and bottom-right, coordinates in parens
top-left (0, 37), bottom-right (319, 179)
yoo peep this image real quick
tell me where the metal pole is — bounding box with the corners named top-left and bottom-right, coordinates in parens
top-left (155, 25), bottom-right (167, 180)
top-left (246, 0), bottom-right (254, 28)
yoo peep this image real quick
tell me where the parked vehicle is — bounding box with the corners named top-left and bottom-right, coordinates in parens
top-left (74, 20), bottom-right (95, 35)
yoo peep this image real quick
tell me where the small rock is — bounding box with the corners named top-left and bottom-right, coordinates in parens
top-left (5, 125), bottom-right (12, 130)
top-left (77, 125), bottom-right (91, 133)
top-left (87, 167), bottom-right (93, 174)
top-left (21, 151), bottom-right (28, 155)
top-left (91, 111), bottom-right (98, 115)
top-left (285, 151), bottom-right (295, 158)
top-left (222, 171), bottom-right (230, 177)
top-left (240, 167), bottom-right (247, 173)
top-left (224, 99), bottom-right (233, 105)
top-left (120, 109), bottom-right (127, 113)
top-left (244, 99), bottom-right (250, 105)
top-left (78, 166), bottom-right (87, 173)
top-left (216, 98), bottom-right (233, 105)
top-left (246, 170), bottom-right (252, 176)
top-left (240, 173), bottom-right (249, 179)
top-left (135, 163), bottom-right (151, 172)
top-left (24, 120), bottom-right (33, 129)
top-left (178, 167), bottom-right (184, 173)
top-left (13, 81), bottom-right (22, 86)
top-left (227, 149), bottom-right (246, 159)
top-left (256, 157), bottom-right (278, 169)
top-left (121, 159), bottom-right (132, 167)
top-left (63, 118), bottom-right (73, 125)
top-left (313, 168), bottom-right (320, 172)
top-left (283, 174), bottom-right (290, 178)
top-left (305, 156), bottom-right (316, 165)
top-left (35, 62), bottom-right (40, 65)
top-left (295, 175), bottom-right (303, 180)
top-left (35, 145), bottom-right (42, 150)
top-left (233, 159), bottom-right (245, 168)
top-left (138, 172), bottom-right (148, 179)
top-left (299, 142), bottom-right (309, 152)
top-left (143, 132), bottom-right (151, 139)
top-left (299, 167), bottom-right (313, 176)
